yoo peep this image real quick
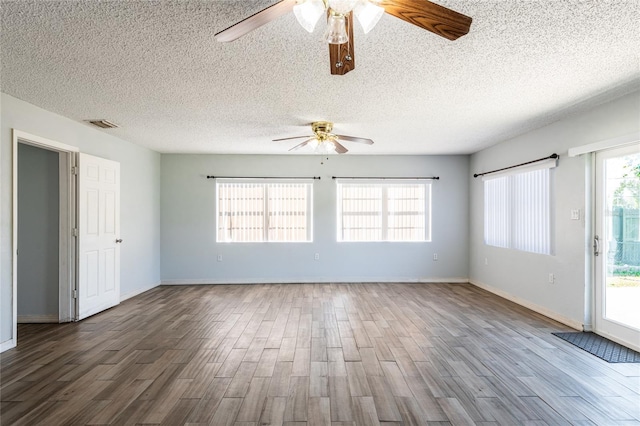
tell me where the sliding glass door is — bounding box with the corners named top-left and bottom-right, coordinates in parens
top-left (594, 144), bottom-right (640, 351)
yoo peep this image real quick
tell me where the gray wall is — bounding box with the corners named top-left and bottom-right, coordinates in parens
top-left (17, 144), bottom-right (59, 319)
top-left (1, 93), bottom-right (162, 345)
top-left (161, 154), bottom-right (470, 283)
top-left (3, 87), bottom-right (638, 344)
top-left (469, 90), bottom-right (640, 327)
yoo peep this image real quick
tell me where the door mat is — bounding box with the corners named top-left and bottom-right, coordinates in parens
top-left (552, 332), bottom-right (640, 363)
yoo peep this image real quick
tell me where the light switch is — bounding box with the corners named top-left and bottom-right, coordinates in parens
top-left (571, 209), bottom-right (581, 220)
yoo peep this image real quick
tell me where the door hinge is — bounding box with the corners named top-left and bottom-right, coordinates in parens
top-left (71, 166), bottom-right (78, 175)
top-left (73, 289), bottom-right (78, 299)
top-left (72, 228), bottom-right (78, 237)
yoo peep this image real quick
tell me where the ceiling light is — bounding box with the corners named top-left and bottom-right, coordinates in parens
top-left (354, 1), bottom-right (384, 33)
top-left (325, 14), bottom-right (349, 44)
top-left (293, 0), bottom-right (325, 33)
top-left (327, 0), bottom-right (358, 15)
top-left (291, 0), bottom-right (386, 46)
top-left (314, 139), bottom-right (335, 154)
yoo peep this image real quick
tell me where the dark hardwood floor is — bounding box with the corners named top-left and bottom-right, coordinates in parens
top-left (1, 283), bottom-right (639, 425)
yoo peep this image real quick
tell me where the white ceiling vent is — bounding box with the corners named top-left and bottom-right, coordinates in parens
top-left (86, 119), bottom-right (119, 129)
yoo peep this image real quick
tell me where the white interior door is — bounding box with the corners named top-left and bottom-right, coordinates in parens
top-left (77, 153), bottom-right (121, 320)
top-left (594, 143), bottom-right (640, 351)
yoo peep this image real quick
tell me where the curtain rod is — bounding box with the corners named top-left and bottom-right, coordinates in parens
top-left (332, 176), bottom-right (439, 180)
top-left (473, 153), bottom-right (558, 178)
top-left (207, 176), bottom-right (321, 180)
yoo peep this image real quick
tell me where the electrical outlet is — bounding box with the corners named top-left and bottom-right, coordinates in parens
top-left (485, 257), bottom-right (488, 266)
top-left (217, 254), bottom-right (222, 262)
top-left (314, 253), bottom-right (320, 261)
top-left (433, 253), bottom-right (438, 261)
top-left (548, 273), bottom-right (555, 283)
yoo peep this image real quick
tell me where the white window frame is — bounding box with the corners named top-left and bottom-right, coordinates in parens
top-left (216, 179), bottom-right (314, 243)
top-left (483, 158), bottom-right (556, 255)
top-left (336, 179), bottom-right (432, 242)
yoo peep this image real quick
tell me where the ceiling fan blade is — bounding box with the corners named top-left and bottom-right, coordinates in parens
top-left (215, 0), bottom-right (296, 42)
top-left (332, 140), bottom-right (349, 154)
top-left (288, 138), bottom-right (315, 152)
top-left (335, 135), bottom-right (374, 145)
top-left (379, 0), bottom-right (472, 41)
top-left (273, 135), bottom-right (313, 142)
top-left (329, 12), bottom-right (355, 75)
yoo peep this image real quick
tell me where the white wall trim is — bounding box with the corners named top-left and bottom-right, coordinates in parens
top-left (162, 277), bottom-right (470, 285)
top-left (120, 282), bottom-right (160, 302)
top-left (568, 131), bottom-right (640, 157)
top-left (13, 130), bottom-right (79, 153)
top-left (1, 339), bottom-right (17, 353)
top-left (11, 132), bottom-right (18, 352)
top-left (17, 315), bottom-right (59, 324)
top-left (469, 279), bottom-right (584, 330)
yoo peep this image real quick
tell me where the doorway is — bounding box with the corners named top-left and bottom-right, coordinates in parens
top-left (594, 143), bottom-right (640, 351)
top-left (8, 130), bottom-right (123, 352)
top-left (10, 130), bottom-right (78, 350)
top-left (17, 143), bottom-right (61, 323)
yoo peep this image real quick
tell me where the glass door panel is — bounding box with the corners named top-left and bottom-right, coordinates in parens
top-left (595, 144), bottom-right (640, 351)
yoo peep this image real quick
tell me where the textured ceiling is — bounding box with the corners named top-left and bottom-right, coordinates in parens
top-left (1, 0), bottom-right (638, 155)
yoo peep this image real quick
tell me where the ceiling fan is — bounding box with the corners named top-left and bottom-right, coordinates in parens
top-left (273, 121), bottom-right (374, 153)
top-left (215, 0), bottom-right (472, 75)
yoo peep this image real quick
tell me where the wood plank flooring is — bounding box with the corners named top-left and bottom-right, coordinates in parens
top-left (1, 283), bottom-right (639, 425)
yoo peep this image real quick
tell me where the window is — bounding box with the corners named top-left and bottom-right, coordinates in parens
top-left (484, 163), bottom-right (554, 254)
top-left (336, 180), bottom-right (431, 242)
top-left (217, 180), bottom-right (313, 242)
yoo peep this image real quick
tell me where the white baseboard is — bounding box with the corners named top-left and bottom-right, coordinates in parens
top-left (161, 277), bottom-right (470, 285)
top-left (469, 280), bottom-right (583, 330)
top-left (17, 315), bottom-right (58, 324)
top-left (120, 282), bottom-right (160, 302)
top-left (1, 339), bottom-right (17, 353)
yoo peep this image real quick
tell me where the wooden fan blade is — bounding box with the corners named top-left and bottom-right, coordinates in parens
top-left (379, 0), bottom-right (472, 40)
top-left (289, 138), bottom-right (315, 152)
top-left (273, 135), bottom-right (313, 142)
top-left (332, 140), bottom-right (349, 154)
top-left (215, 0), bottom-right (296, 42)
top-left (335, 135), bottom-right (374, 145)
top-left (329, 12), bottom-right (355, 75)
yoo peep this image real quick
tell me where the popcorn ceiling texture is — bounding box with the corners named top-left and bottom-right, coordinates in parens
top-left (1, 0), bottom-right (638, 154)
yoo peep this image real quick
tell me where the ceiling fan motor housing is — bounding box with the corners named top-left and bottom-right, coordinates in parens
top-left (312, 121), bottom-right (333, 135)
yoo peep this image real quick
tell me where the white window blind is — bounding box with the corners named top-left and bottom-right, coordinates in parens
top-left (217, 180), bottom-right (312, 242)
top-left (483, 163), bottom-right (554, 254)
top-left (337, 181), bottom-right (431, 242)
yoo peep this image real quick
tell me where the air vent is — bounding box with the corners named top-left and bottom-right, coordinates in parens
top-left (86, 119), bottom-right (119, 129)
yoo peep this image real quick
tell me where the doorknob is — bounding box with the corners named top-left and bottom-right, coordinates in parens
top-left (116, 239), bottom-right (123, 243)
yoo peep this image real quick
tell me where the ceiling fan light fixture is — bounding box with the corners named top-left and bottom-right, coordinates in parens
top-left (293, 0), bottom-right (325, 33)
top-left (354, 0), bottom-right (384, 34)
top-left (324, 14), bottom-right (349, 44)
top-left (327, 0), bottom-right (358, 15)
top-left (314, 139), bottom-right (335, 154)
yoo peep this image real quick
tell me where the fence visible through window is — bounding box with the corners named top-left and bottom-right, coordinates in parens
top-left (337, 181), bottom-right (430, 242)
top-left (217, 181), bottom-right (312, 242)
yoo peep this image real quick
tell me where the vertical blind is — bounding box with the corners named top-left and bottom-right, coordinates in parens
top-left (484, 167), bottom-right (552, 254)
top-left (337, 181), bottom-right (430, 241)
top-left (217, 181), bottom-right (312, 242)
